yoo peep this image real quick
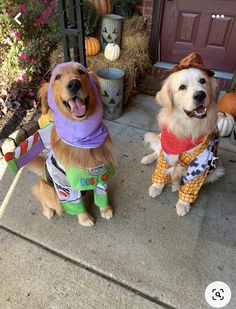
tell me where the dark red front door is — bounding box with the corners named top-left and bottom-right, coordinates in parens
top-left (160, 0), bottom-right (236, 72)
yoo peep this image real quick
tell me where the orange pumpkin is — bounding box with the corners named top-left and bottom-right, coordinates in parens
top-left (218, 92), bottom-right (236, 118)
top-left (89, 0), bottom-right (112, 14)
top-left (85, 37), bottom-right (100, 56)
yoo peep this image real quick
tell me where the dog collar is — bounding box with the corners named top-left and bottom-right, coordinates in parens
top-left (48, 62), bottom-right (108, 149)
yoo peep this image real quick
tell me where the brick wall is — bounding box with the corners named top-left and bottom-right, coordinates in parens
top-left (135, 0), bottom-right (154, 36)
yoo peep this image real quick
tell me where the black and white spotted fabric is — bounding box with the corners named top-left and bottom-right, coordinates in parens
top-left (183, 130), bottom-right (219, 184)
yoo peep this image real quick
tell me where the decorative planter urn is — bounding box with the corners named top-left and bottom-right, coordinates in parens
top-left (100, 14), bottom-right (123, 50)
top-left (97, 67), bottom-right (125, 120)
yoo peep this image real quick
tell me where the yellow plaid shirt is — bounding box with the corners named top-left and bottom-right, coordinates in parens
top-left (152, 134), bottom-right (217, 203)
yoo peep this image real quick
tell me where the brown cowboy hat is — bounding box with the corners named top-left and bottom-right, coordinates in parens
top-left (170, 52), bottom-right (215, 76)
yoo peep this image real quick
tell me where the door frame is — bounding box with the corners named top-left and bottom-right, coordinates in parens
top-left (150, 0), bottom-right (165, 64)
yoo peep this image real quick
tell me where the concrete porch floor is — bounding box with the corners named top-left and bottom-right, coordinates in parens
top-left (0, 94), bottom-right (235, 309)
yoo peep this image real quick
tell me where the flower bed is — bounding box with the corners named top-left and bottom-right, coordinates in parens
top-left (0, 0), bottom-right (60, 83)
top-left (0, 1), bottom-right (61, 156)
top-left (0, 0), bottom-right (61, 118)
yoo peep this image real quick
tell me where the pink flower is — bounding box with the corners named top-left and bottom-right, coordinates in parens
top-left (35, 17), bottom-right (45, 25)
top-left (17, 74), bottom-right (27, 83)
top-left (19, 4), bottom-right (27, 14)
top-left (6, 8), bottom-right (13, 16)
top-left (32, 100), bottom-right (37, 108)
top-left (4, 37), bottom-right (11, 45)
top-left (28, 55), bottom-right (35, 62)
top-left (39, 79), bottom-right (47, 85)
top-left (19, 74), bottom-right (27, 82)
top-left (35, 2), bottom-right (56, 25)
top-left (20, 53), bottom-right (28, 61)
top-left (10, 31), bottom-right (15, 38)
top-left (15, 32), bottom-right (21, 40)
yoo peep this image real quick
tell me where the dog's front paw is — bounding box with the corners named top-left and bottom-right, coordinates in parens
top-left (78, 212), bottom-right (95, 227)
top-left (141, 153), bottom-right (157, 165)
top-left (42, 204), bottom-right (55, 219)
top-left (141, 155), bottom-right (151, 165)
top-left (176, 199), bottom-right (191, 216)
top-left (149, 183), bottom-right (165, 198)
top-left (171, 181), bottom-right (180, 192)
top-left (100, 206), bottom-right (113, 220)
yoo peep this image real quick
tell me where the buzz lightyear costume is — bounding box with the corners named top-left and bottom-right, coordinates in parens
top-left (45, 148), bottom-right (114, 214)
top-left (4, 62), bottom-right (115, 215)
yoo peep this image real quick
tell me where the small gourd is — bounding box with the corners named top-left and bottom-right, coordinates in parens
top-left (217, 112), bottom-right (234, 137)
top-left (85, 37), bottom-right (100, 56)
top-left (218, 92), bottom-right (236, 117)
top-left (104, 43), bottom-right (120, 61)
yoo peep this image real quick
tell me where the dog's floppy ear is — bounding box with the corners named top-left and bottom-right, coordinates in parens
top-left (210, 77), bottom-right (219, 101)
top-left (88, 71), bottom-right (101, 94)
top-left (156, 78), bottom-right (173, 109)
top-left (38, 83), bottom-right (49, 115)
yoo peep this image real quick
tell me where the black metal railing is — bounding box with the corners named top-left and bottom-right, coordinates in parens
top-left (58, 0), bottom-right (86, 66)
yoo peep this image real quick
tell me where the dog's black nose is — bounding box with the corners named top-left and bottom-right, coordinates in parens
top-left (193, 91), bottom-right (206, 103)
top-left (67, 79), bottom-right (81, 93)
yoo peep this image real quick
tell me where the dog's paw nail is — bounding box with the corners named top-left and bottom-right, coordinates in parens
top-left (43, 208), bottom-right (55, 219)
top-left (79, 218), bottom-right (95, 227)
top-left (171, 184), bottom-right (179, 192)
top-left (176, 202), bottom-right (191, 216)
top-left (141, 157), bottom-right (148, 165)
top-left (100, 207), bottom-right (113, 220)
top-left (78, 213), bottom-right (95, 227)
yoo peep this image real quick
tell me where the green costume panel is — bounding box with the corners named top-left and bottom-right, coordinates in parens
top-left (45, 149), bottom-right (114, 215)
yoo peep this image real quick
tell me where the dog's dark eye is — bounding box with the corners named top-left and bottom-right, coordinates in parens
top-left (199, 78), bottom-right (206, 84)
top-left (179, 84), bottom-right (186, 90)
top-left (55, 74), bottom-right (61, 80)
top-left (77, 69), bottom-right (86, 75)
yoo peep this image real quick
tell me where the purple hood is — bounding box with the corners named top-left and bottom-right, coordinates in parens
top-left (48, 62), bottom-right (108, 149)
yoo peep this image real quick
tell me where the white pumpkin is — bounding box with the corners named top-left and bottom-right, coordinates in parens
top-left (217, 112), bottom-right (234, 137)
top-left (104, 43), bottom-right (120, 61)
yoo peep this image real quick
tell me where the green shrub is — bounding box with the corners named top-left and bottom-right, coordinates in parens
top-left (83, 0), bottom-right (100, 36)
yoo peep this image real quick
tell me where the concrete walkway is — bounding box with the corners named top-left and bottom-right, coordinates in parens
top-left (0, 94), bottom-right (235, 309)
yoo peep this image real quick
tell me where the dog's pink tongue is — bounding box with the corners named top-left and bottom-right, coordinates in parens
top-left (68, 98), bottom-right (86, 117)
top-left (195, 105), bottom-right (206, 116)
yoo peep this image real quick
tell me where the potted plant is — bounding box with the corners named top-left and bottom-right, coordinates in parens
top-left (83, 0), bottom-right (101, 56)
top-left (111, 0), bottom-right (137, 17)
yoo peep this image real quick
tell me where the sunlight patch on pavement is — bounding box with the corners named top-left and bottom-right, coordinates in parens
top-left (0, 167), bottom-right (24, 218)
top-left (0, 159), bottom-right (8, 181)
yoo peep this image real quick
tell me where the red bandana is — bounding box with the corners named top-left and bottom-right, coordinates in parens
top-left (161, 127), bottom-right (204, 154)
